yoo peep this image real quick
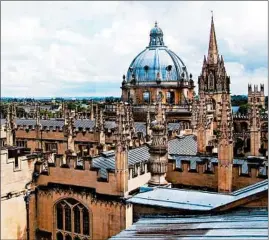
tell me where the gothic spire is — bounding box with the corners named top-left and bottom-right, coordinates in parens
top-left (207, 14), bottom-right (219, 65)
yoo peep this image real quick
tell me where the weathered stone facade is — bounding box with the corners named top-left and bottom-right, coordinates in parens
top-left (1, 148), bottom-right (37, 240)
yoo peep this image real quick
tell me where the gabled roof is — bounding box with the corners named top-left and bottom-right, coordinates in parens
top-left (127, 179), bottom-right (268, 211)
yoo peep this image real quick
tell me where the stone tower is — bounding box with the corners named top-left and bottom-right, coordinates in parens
top-left (198, 15), bottom-right (231, 130)
top-left (148, 96), bottom-right (168, 186)
top-left (248, 84), bottom-right (265, 108)
top-left (218, 94), bottom-right (234, 193)
top-left (115, 103), bottom-right (129, 196)
top-left (5, 104), bottom-right (16, 146)
top-left (249, 96), bottom-right (261, 156)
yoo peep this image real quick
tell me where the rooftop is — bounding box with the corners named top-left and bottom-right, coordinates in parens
top-left (110, 207), bottom-right (268, 240)
top-left (127, 179), bottom-right (268, 211)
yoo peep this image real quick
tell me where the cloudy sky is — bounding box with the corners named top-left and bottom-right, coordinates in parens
top-left (1, 1), bottom-right (268, 98)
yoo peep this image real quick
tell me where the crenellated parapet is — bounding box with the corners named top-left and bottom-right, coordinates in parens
top-left (167, 155), bottom-right (267, 191)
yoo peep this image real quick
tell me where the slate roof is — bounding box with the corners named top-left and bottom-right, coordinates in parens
top-left (127, 179), bottom-right (268, 211)
top-left (91, 146), bottom-right (150, 179)
top-left (0, 119), bottom-right (180, 137)
top-left (110, 208), bottom-right (268, 239)
top-left (90, 135), bottom-right (196, 179)
top-left (168, 135), bottom-right (197, 155)
top-left (80, 134), bottom-right (267, 179)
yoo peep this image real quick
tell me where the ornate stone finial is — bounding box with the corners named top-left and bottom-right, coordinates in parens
top-left (115, 103), bottom-right (128, 147)
top-left (148, 92), bottom-right (168, 186)
top-left (95, 104), bottom-right (99, 129)
top-left (219, 94), bottom-right (233, 141)
top-left (90, 100), bottom-right (94, 121)
top-left (35, 103), bottom-right (41, 129)
top-left (63, 109), bottom-right (76, 154)
top-left (6, 103), bottom-right (16, 146)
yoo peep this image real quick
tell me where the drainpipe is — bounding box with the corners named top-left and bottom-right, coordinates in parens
top-left (24, 181), bottom-right (32, 240)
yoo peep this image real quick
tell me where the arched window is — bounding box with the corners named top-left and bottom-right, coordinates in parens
top-left (65, 234), bottom-right (72, 240)
top-left (143, 91), bottom-right (150, 104)
top-left (209, 72), bottom-right (214, 89)
top-left (55, 198), bottom-right (91, 239)
top-left (56, 232), bottom-right (63, 240)
top-left (74, 206), bottom-right (81, 234)
top-left (57, 204), bottom-right (63, 230)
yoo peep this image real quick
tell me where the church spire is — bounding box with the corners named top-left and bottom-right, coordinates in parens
top-left (207, 13), bottom-right (219, 65)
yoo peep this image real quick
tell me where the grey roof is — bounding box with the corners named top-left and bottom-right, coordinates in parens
top-left (84, 134), bottom-right (267, 179)
top-left (168, 135), bottom-right (197, 155)
top-left (110, 208), bottom-right (268, 239)
top-left (91, 146), bottom-right (150, 179)
top-left (127, 179), bottom-right (268, 211)
top-left (90, 136), bottom-right (197, 179)
top-left (170, 155), bottom-right (268, 176)
top-left (0, 119), bottom-right (180, 137)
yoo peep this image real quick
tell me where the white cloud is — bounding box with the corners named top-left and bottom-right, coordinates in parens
top-left (1, 1), bottom-right (268, 97)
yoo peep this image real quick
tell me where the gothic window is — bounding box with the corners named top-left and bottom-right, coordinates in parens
top-left (83, 208), bottom-right (90, 235)
top-left (74, 206), bottom-right (81, 233)
top-left (143, 92), bottom-right (150, 104)
top-left (56, 232), bottom-right (63, 240)
top-left (65, 205), bottom-right (71, 232)
top-left (55, 198), bottom-right (91, 239)
top-left (65, 235), bottom-right (72, 240)
top-left (57, 204), bottom-right (63, 230)
top-left (208, 72), bottom-right (214, 90)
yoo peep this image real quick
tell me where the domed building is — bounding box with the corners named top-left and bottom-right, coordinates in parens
top-left (121, 22), bottom-right (195, 122)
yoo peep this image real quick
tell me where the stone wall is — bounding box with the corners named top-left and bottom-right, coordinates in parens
top-left (29, 188), bottom-right (133, 240)
top-left (1, 149), bottom-right (36, 240)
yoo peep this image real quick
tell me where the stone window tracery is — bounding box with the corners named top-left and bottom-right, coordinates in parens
top-left (55, 198), bottom-right (91, 240)
top-left (209, 72), bottom-right (214, 89)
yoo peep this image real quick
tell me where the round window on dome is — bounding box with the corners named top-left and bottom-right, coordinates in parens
top-left (166, 65), bottom-right (172, 71)
top-left (144, 65), bottom-right (149, 71)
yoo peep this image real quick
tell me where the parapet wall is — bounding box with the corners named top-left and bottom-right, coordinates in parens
top-left (167, 158), bottom-right (267, 191)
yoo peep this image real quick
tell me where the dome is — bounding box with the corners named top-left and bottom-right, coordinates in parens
top-left (126, 22), bottom-right (189, 83)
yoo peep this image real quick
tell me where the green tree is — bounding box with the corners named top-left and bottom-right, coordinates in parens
top-left (238, 103), bottom-right (250, 115)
